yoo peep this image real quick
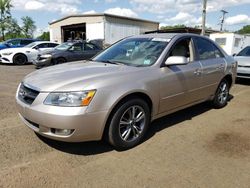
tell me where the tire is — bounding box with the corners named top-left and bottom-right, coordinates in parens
top-left (13, 54), bottom-right (27, 65)
top-left (212, 79), bottom-right (229, 109)
top-left (56, 57), bottom-right (66, 64)
top-left (108, 98), bottom-right (150, 150)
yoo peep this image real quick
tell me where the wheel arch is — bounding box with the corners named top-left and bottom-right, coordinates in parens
top-left (12, 53), bottom-right (28, 64)
top-left (223, 74), bottom-right (233, 88)
top-left (102, 91), bottom-right (153, 140)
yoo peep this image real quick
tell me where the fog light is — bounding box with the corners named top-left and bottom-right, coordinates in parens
top-left (51, 128), bottom-right (74, 136)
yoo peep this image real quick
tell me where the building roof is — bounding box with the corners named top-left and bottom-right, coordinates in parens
top-left (49, 13), bottom-right (159, 25)
top-left (145, 27), bottom-right (219, 35)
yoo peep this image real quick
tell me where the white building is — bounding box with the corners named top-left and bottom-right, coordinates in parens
top-left (49, 13), bottom-right (159, 45)
top-left (210, 32), bottom-right (250, 55)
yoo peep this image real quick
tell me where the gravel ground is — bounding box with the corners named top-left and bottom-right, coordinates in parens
top-left (0, 64), bottom-right (250, 188)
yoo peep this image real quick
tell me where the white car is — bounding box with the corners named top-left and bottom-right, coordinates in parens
top-left (234, 46), bottom-right (250, 79)
top-left (0, 41), bottom-right (59, 65)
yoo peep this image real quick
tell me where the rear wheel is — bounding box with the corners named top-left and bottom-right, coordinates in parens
top-left (212, 79), bottom-right (229, 108)
top-left (108, 98), bottom-right (150, 150)
top-left (13, 54), bottom-right (27, 65)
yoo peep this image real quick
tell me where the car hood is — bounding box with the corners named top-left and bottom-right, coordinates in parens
top-left (234, 56), bottom-right (250, 66)
top-left (23, 61), bottom-right (140, 92)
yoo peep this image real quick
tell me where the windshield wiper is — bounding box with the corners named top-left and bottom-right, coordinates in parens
top-left (99, 60), bottom-right (125, 65)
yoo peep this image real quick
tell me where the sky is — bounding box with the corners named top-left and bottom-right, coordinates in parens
top-left (11, 0), bottom-right (250, 36)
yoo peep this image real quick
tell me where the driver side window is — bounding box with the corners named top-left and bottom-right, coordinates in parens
top-left (70, 43), bottom-right (83, 51)
top-left (169, 38), bottom-right (193, 62)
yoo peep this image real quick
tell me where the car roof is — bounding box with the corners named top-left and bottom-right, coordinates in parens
top-left (130, 33), bottom-right (205, 40)
top-left (31, 41), bottom-right (58, 45)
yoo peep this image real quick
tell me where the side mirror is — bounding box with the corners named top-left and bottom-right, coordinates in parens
top-left (165, 56), bottom-right (188, 66)
top-left (232, 53), bottom-right (236, 56)
top-left (33, 46), bottom-right (39, 50)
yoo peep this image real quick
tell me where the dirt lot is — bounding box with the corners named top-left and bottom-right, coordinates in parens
top-left (0, 64), bottom-right (249, 188)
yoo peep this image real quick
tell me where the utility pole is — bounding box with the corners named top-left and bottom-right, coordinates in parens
top-left (201, 0), bottom-right (207, 36)
top-left (220, 10), bottom-right (228, 31)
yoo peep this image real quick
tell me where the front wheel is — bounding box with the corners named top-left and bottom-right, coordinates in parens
top-left (13, 54), bottom-right (27, 65)
top-left (108, 98), bottom-right (150, 150)
top-left (212, 79), bottom-right (229, 108)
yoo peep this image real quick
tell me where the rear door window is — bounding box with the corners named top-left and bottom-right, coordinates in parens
top-left (194, 38), bottom-right (224, 60)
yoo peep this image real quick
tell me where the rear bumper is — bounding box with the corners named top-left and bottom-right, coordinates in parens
top-left (16, 91), bottom-right (109, 142)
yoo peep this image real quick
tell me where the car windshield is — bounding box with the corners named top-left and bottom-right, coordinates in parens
top-left (93, 37), bottom-right (169, 67)
top-left (55, 42), bottom-right (73, 50)
top-left (237, 46), bottom-right (250, 56)
top-left (25, 42), bottom-right (38, 48)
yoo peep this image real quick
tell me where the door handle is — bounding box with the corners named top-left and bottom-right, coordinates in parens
top-left (216, 64), bottom-right (225, 70)
top-left (194, 69), bottom-right (202, 75)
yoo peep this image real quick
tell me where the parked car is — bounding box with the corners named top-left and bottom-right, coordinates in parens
top-left (33, 41), bottom-right (103, 68)
top-left (234, 46), bottom-right (250, 79)
top-left (0, 38), bottom-right (39, 50)
top-left (16, 33), bottom-right (237, 150)
top-left (0, 41), bottom-right (59, 65)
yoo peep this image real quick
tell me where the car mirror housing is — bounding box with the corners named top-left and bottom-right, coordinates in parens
top-left (165, 56), bottom-right (188, 66)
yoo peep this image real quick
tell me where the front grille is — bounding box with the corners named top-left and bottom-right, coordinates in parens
top-left (237, 73), bottom-right (250, 77)
top-left (18, 83), bottom-right (40, 105)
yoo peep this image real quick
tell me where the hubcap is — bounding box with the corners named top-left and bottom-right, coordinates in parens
top-left (16, 55), bottom-right (26, 64)
top-left (119, 105), bottom-right (146, 142)
top-left (218, 82), bottom-right (228, 104)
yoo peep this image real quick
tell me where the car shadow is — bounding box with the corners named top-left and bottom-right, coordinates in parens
top-left (236, 78), bottom-right (250, 86)
top-left (144, 102), bottom-right (213, 142)
top-left (37, 99), bottom-right (233, 155)
top-left (0, 63), bottom-right (32, 66)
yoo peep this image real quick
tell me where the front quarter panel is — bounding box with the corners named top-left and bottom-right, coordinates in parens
top-left (86, 67), bottom-right (161, 118)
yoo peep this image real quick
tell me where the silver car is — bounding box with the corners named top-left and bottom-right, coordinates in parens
top-left (16, 33), bottom-right (237, 149)
top-left (234, 46), bottom-right (250, 79)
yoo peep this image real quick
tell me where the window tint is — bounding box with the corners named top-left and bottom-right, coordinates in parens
top-left (237, 46), bottom-right (250, 56)
top-left (20, 40), bottom-right (33, 45)
top-left (70, 43), bottom-right (83, 51)
top-left (169, 39), bottom-right (190, 58)
top-left (7, 39), bottom-right (21, 46)
top-left (84, 43), bottom-right (97, 51)
top-left (195, 38), bottom-right (224, 60)
top-left (48, 43), bottom-right (58, 48)
top-left (37, 43), bottom-right (49, 48)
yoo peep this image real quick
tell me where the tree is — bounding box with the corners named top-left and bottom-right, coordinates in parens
top-left (5, 18), bottom-right (22, 39)
top-left (37, 31), bottom-right (50, 41)
top-left (160, 24), bottom-right (186, 30)
top-left (0, 0), bottom-right (12, 41)
top-left (237, 25), bottom-right (250, 34)
top-left (21, 16), bottom-right (36, 38)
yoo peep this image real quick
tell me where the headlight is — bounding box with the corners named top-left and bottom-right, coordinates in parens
top-left (2, 52), bottom-right (13, 56)
top-left (41, 54), bottom-right (52, 58)
top-left (44, 90), bottom-right (96, 107)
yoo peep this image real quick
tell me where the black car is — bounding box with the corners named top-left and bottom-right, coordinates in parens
top-left (33, 41), bottom-right (102, 68)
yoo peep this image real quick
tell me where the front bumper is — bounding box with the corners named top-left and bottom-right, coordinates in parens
top-left (16, 91), bottom-right (108, 142)
top-left (33, 58), bottom-right (51, 67)
top-left (237, 66), bottom-right (250, 79)
top-left (0, 55), bottom-right (12, 63)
